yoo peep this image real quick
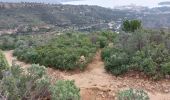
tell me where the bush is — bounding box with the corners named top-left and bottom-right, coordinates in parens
top-left (104, 49), bottom-right (130, 76)
top-left (50, 80), bottom-right (80, 100)
top-left (99, 36), bottom-right (107, 48)
top-left (102, 29), bottom-right (170, 80)
top-left (0, 50), bottom-right (9, 79)
top-left (161, 62), bottom-right (170, 75)
top-left (131, 51), bottom-right (157, 76)
top-left (0, 64), bottom-right (80, 100)
top-left (0, 64), bottom-right (50, 100)
top-left (117, 88), bottom-right (149, 100)
top-left (101, 47), bottom-right (114, 60)
top-left (14, 33), bottom-right (98, 70)
top-left (0, 36), bottom-right (15, 50)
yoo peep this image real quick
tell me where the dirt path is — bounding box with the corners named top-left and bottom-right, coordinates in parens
top-left (3, 50), bottom-right (170, 100)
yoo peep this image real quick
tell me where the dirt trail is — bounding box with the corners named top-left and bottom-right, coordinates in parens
top-left (3, 50), bottom-right (170, 100)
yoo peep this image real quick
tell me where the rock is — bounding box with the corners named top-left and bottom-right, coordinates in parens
top-left (102, 94), bottom-right (105, 98)
top-left (92, 84), bottom-right (97, 86)
top-left (101, 84), bottom-right (107, 87)
top-left (164, 89), bottom-right (169, 93)
top-left (79, 55), bottom-right (86, 63)
top-left (112, 93), bottom-right (115, 97)
top-left (136, 75), bottom-right (139, 79)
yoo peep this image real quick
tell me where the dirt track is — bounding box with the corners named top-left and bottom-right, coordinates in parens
top-left (4, 50), bottom-right (170, 100)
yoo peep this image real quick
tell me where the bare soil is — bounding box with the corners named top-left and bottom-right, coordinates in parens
top-left (3, 50), bottom-right (170, 100)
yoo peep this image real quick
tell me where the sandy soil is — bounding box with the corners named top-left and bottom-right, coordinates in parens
top-left (3, 50), bottom-right (170, 100)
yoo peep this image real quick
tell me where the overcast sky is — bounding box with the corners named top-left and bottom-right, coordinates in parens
top-left (1, 0), bottom-right (170, 8)
top-left (63, 0), bottom-right (170, 8)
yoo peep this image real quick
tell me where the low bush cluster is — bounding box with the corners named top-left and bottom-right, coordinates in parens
top-left (50, 80), bottom-right (80, 100)
top-left (117, 88), bottom-right (149, 100)
top-left (0, 64), bottom-right (80, 100)
top-left (13, 33), bottom-right (98, 70)
top-left (102, 29), bottom-right (170, 79)
top-left (0, 50), bottom-right (9, 79)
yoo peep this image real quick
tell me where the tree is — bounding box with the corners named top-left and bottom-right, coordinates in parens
top-left (122, 20), bottom-right (142, 32)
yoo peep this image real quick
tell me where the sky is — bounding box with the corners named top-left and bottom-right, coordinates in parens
top-left (63, 0), bottom-right (170, 8)
top-left (0, 0), bottom-right (170, 8)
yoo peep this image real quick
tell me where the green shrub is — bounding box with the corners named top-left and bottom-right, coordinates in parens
top-left (102, 29), bottom-right (170, 80)
top-left (0, 64), bottom-right (50, 100)
top-left (0, 36), bottom-right (15, 50)
top-left (14, 33), bottom-right (98, 70)
top-left (142, 58), bottom-right (157, 76)
top-left (131, 51), bottom-right (157, 76)
top-left (101, 47), bottom-right (113, 60)
top-left (50, 80), bottom-right (80, 100)
top-left (0, 50), bottom-right (9, 79)
top-left (104, 50), bottom-right (130, 76)
top-left (98, 36), bottom-right (108, 48)
top-left (117, 88), bottom-right (149, 100)
top-left (0, 64), bottom-right (80, 100)
top-left (161, 62), bottom-right (170, 75)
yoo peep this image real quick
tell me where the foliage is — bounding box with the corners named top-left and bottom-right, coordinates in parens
top-left (103, 48), bottom-right (130, 76)
top-left (50, 80), bottom-right (80, 100)
top-left (13, 33), bottom-right (98, 70)
top-left (122, 20), bottom-right (142, 32)
top-left (102, 29), bottom-right (170, 79)
top-left (0, 64), bottom-right (50, 100)
top-left (117, 88), bottom-right (149, 100)
top-left (0, 36), bottom-right (15, 50)
top-left (0, 50), bottom-right (9, 79)
top-left (0, 64), bottom-right (80, 100)
top-left (161, 62), bottom-right (170, 75)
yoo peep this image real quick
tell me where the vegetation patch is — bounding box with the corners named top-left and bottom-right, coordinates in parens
top-left (0, 64), bottom-right (80, 100)
top-left (117, 88), bottom-right (149, 100)
top-left (102, 26), bottom-right (170, 80)
top-left (12, 33), bottom-right (99, 70)
top-left (0, 50), bottom-right (9, 79)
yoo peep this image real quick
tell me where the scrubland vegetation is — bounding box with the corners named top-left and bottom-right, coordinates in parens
top-left (0, 21), bottom-right (170, 79)
top-left (102, 21), bottom-right (170, 80)
top-left (117, 88), bottom-right (149, 100)
top-left (0, 62), bottom-right (80, 100)
top-left (0, 50), bottom-right (9, 79)
top-left (0, 20), bottom-right (170, 99)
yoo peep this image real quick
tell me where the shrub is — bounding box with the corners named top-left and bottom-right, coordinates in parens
top-left (117, 88), bottom-right (149, 100)
top-left (14, 33), bottom-right (98, 70)
top-left (99, 36), bottom-right (107, 48)
top-left (50, 80), bottom-right (80, 100)
top-left (101, 47), bottom-right (113, 60)
top-left (0, 50), bottom-right (9, 79)
top-left (104, 50), bottom-right (130, 76)
top-left (131, 51), bottom-right (157, 76)
top-left (0, 64), bottom-right (50, 100)
top-left (0, 64), bottom-right (80, 100)
top-left (161, 62), bottom-right (170, 75)
top-left (102, 29), bottom-right (170, 80)
top-left (0, 36), bottom-right (15, 50)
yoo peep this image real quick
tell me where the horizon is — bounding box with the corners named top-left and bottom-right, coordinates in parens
top-left (0, 0), bottom-right (170, 8)
top-left (63, 0), bottom-right (170, 8)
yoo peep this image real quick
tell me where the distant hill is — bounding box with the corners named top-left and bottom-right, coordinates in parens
top-left (158, 1), bottom-right (170, 5)
top-left (0, 2), bottom-right (170, 33)
top-left (0, 0), bottom-right (81, 3)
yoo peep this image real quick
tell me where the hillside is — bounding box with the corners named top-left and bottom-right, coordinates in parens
top-left (0, 2), bottom-right (170, 34)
